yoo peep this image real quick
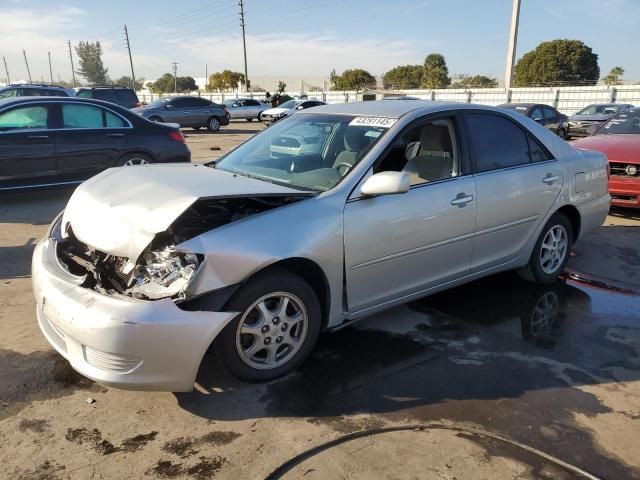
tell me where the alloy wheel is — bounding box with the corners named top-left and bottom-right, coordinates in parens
top-left (235, 292), bottom-right (308, 370)
top-left (123, 157), bottom-right (150, 166)
top-left (539, 225), bottom-right (568, 275)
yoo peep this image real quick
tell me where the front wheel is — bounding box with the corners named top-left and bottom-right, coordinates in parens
top-left (206, 116), bottom-right (221, 132)
top-left (214, 268), bottom-right (321, 382)
top-left (518, 213), bottom-right (573, 284)
top-left (117, 153), bottom-right (153, 166)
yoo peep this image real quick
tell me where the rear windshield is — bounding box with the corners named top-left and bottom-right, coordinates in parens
top-left (114, 90), bottom-right (137, 101)
top-left (597, 110), bottom-right (640, 135)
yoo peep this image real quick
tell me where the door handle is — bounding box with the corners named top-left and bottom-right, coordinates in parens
top-left (28, 135), bottom-right (49, 140)
top-left (542, 174), bottom-right (560, 184)
top-left (451, 193), bottom-right (474, 206)
top-left (106, 133), bottom-right (124, 138)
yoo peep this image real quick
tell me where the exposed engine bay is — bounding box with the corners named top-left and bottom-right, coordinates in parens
top-left (55, 195), bottom-right (309, 301)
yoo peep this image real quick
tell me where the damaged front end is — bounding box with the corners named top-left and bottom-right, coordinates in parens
top-left (54, 195), bottom-right (308, 301)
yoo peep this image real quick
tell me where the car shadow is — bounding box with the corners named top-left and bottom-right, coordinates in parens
top-left (0, 188), bottom-right (74, 226)
top-left (176, 273), bottom-right (640, 479)
top-left (609, 206), bottom-right (640, 222)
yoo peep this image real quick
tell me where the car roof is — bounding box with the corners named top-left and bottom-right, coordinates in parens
top-left (1, 83), bottom-right (67, 90)
top-left (75, 85), bottom-right (134, 90)
top-left (301, 100), bottom-right (471, 118)
top-left (0, 96), bottom-right (130, 110)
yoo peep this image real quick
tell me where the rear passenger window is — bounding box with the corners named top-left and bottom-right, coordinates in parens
top-left (465, 113), bottom-right (532, 173)
top-left (62, 104), bottom-right (126, 128)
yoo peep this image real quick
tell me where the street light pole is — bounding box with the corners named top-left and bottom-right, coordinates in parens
top-left (172, 62), bottom-right (178, 93)
top-left (504, 0), bottom-right (521, 90)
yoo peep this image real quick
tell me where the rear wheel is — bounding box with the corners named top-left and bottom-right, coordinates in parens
top-left (117, 153), bottom-right (153, 166)
top-left (518, 213), bottom-right (573, 284)
top-left (558, 128), bottom-right (567, 140)
top-left (206, 116), bottom-right (221, 132)
top-left (214, 268), bottom-right (321, 382)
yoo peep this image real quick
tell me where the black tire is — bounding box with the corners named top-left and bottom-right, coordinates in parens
top-left (214, 268), bottom-right (321, 382)
top-left (116, 152), bottom-right (153, 167)
top-left (558, 128), bottom-right (567, 140)
top-left (206, 116), bottom-right (221, 132)
top-left (518, 213), bottom-right (573, 285)
top-left (148, 116), bottom-right (162, 122)
top-left (258, 113), bottom-right (263, 122)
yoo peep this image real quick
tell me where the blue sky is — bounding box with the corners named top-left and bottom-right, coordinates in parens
top-left (1, 0), bottom-right (638, 84)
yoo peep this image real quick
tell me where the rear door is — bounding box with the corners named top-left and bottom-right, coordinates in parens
top-left (0, 103), bottom-right (57, 189)
top-left (464, 112), bottom-right (563, 272)
top-left (190, 97), bottom-right (214, 125)
top-left (53, 102), bottom-right (131, 181)
top-left (243, 99), bottom-right (262, 118)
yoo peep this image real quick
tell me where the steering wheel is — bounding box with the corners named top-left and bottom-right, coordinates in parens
top-left (334, 162), bottom-right (353, 177)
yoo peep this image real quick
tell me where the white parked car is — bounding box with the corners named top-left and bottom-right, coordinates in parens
top-left (260, 99), bottom-right (326, 124)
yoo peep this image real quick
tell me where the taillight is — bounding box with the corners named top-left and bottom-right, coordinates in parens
top-left (134, 101), bottom-right (141, 108)
top-left (168, 130), bottom-right (185, 144)
top-left (224, 107), bottom-right (229, 115)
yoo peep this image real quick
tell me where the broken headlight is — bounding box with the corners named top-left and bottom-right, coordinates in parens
top-left (127, 247), bottom-right (201, 301)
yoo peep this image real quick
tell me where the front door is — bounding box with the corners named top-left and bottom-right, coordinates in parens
top-left (0, 103), bottom-right (57, 189)
top-left (54, 103), bottom-right (129, 180)
top-left (344, 115), bottom-right (477, 312)
top-left (463, 112), bottom-right (564, 271)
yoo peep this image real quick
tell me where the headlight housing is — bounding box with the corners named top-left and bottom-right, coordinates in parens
top-left (127, 247), bottom-right (201, 301)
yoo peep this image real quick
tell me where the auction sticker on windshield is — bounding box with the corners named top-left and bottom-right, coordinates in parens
top-left (349, 117), bottom-right (398, 128)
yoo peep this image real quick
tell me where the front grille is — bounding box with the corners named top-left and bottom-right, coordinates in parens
top-left (83, 345), bottom-right (142, 373)
top-left (610, 162), bottom-right (640, 177)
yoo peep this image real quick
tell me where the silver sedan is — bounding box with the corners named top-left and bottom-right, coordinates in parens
top-left (225, 97), bottom-right (269, 121)
top-left (32, 101), bottom-right (610, 391)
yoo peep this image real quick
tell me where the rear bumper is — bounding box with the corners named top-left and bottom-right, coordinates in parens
top-left (221, 114), bottom-right (230, 126)
top-left (32, 237), bottom-right (237, 391)
top-left (609, 177), bottom-right (640, 208)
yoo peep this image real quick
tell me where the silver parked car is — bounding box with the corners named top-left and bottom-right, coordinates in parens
top-left (132, 96), bottom-right (230, 131)
top-left (226, 97), bottom-right (269, 121)
top-left (33, 101), bottom-right (610, 391)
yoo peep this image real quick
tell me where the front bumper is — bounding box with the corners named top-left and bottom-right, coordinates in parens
top-left (32, 237), bottom-right (237, 392)
top-left (609, 177), bottom-right (640, 208)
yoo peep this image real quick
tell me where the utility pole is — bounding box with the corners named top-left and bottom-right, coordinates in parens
top-left (2, 56), bottom-right (10, 85)
top-left (504, 0), bottom-right (521, 90)
top-left (68, 40), bottom-right (77, 87)
top-left (23, 50), bottom-right (32, 83)
top-left (239, 0), bottom-right (248, 92)
top-left (48, 52), bottom-right (54, 84)
top-left (124, 25), bottom-right (137, 91)
top-left (172, 62), bottom-right (178, 93)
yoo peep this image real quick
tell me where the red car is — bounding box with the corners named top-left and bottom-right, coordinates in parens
top-left (572, 107), bottom-right (640, 208)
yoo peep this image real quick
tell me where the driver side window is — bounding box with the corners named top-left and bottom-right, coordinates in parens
top-left (401, 118), bottom-right (459, 186)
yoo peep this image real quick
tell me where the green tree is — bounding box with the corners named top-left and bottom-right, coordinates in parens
top-left (513, 39), bottom-right (599, 87)
top-left (114, 75), bottom-right (145, 91)
top-left (75, 41), bottom-right (109, 85)
top-left (330, 69), bottom-right (377, 91)
top-left (603, 66), bottom-right (624, 86)
top-left (382, 65), bottom-right (424, 89)
top-left (422, 53), bottom-right (450, 89)
top-left (206, 70), bottom-right (245, 92)
top-left (453, 74), bottom-right (498, 88)
top-left (277, 81), bottom-right (287, 94)
top-left (149, 73), bottom-right (196, 93)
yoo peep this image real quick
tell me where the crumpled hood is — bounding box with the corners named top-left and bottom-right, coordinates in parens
top-left (569, 114), bottom-right (612, 122)
top-left (61, 164), bottom-right (302, 260)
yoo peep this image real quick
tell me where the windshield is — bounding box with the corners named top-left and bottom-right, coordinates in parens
top-left (278, 100), bottom-right (299, 109)
top-left (148, 98), bottom-right (171, 108)
top-left (596, 109), bottom-right (640, 135)
top-left (215, 113), bottom-right (391, 191)
top-left (576, 104), bottom-right (619, 115)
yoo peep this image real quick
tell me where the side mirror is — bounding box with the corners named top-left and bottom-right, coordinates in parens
top-left (360, 171), bottom-right (410, 196)
top-left (532, 116), bottom-right (543, 123)
top-left (232, 103), bottom-right (239, 107)
top-left (165, 104), bottom-right (174, 110)
top-left (296, 105), bottom-right (304, 110)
